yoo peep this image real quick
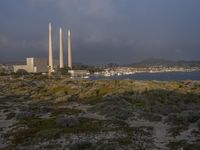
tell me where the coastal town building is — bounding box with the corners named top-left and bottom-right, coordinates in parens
top-left (68, 70), bottom-right (90, 78)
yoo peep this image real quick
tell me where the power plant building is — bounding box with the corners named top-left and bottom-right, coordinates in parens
top-left (13, 24), bottom-right (90, 77)
top-left (13, 58), bottom-right (58, 73)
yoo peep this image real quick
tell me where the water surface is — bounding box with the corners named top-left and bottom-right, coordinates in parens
top-left (90, 71), bottom-right (200, 81)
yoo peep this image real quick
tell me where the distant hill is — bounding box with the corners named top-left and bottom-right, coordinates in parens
top-left (129, 58), bottom-right (200, 67)
top-left (0, 61), bottom-right (25, 65)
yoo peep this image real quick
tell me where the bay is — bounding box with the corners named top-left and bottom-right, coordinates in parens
top-left (90, 71), bottom-right (200, 81)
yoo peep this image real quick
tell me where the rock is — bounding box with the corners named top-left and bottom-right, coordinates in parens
top-left (56, 116), bottom-right (80, 128)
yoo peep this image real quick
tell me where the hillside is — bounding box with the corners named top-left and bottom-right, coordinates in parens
top-left (129, 58), bottom-right (200, 68)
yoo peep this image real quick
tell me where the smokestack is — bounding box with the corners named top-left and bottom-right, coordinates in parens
top-left (59, 27), bottom-right (64, 68)
top-left (68, 30), bottom-right (72, 69)
top-left (49, 23), bottom-right (53, 72)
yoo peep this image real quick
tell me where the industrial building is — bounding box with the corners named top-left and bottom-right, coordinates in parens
top-left (48, 23), bottom-right (89, 77)
top-left (13, 23), bottom-right (90, 77)
top-left (13, 58), bottom-right (58, 73)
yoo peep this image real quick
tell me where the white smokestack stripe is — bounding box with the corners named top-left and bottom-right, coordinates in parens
top-left (59, 27), bottom-right (64, 68)
top-left (68, 30), bottom-right (72, 69)
top-left (49, 23), bottom-right (53, 72)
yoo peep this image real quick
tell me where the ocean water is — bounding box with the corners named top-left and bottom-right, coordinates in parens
top-left (90, 71), bottom-right (200, 81)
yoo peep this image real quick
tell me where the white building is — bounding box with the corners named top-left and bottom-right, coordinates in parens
top-left (68, 70), bottom-right (90, 78)
top-left (14, 58), bottom-right (58, 73)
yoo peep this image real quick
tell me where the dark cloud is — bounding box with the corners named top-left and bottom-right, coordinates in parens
top-left (0, 0), bottom-right (200, 64)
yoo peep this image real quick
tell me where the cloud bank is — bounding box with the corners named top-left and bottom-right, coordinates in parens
top-left (0, 0), bottom-right (200, 64)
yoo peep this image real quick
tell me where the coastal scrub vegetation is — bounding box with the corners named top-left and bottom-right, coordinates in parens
top-left (0, 77), bottom-right (200, 149)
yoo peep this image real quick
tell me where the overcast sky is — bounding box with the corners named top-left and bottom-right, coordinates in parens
top-left (0, 0), bottom-right (200, 64)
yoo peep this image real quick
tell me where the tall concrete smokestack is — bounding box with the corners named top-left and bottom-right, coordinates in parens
top-left (68, 30), bottom-right (72, 69)
top-left (59, 27), bottom-right (64, 68)
top-left (49, 23), bottom-right (53, 72)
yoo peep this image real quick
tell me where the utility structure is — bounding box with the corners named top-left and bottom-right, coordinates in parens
top-left (48, 23), bottom-right (54, 73)
top-left (48, 24), bottom-right (73, 74)
top-left (59, 27), bottom-right (64, 68)
top-left (68, 30), bottom-right (72, 69)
